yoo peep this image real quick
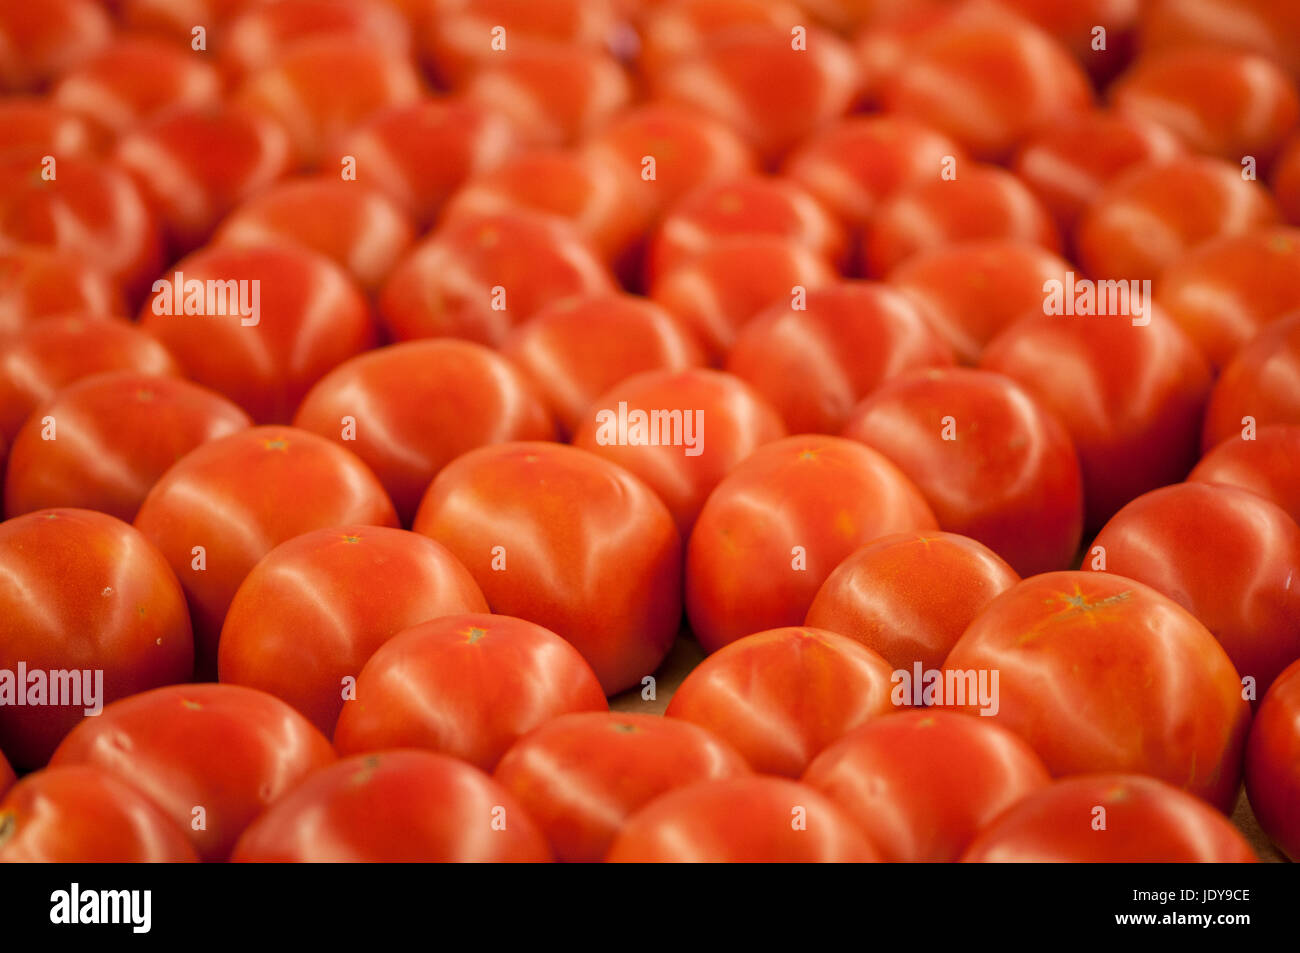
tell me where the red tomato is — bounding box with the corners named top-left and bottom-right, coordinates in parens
top-left (379, 211), bottom-right (613, 346)
top-left (803, 710), bottom-right (1051, 863)
top-left (0, 765), bottom-right (197, 863)
top-left (1191, 424), bottom-right (1300, 526)
top-left (0, 249), bottom-right (120, 339)
top-left (413, 442), bottom-right (681, 694)
top-left (1139, 0), bottom-right (1300, 79)
top-left (686, 434), bottom-right (937, 653)
top-left (0, 509), bottom-right (193, 769)
top-left (842, 368), bottom-right (1084, 575)
top-left (725, 281), bottom-right (955, 433)
top-left (0, 0), bottom-right (110, 92)
top-left (635, 0), bottom-right (805, 77)
top-left (0, 97), bottom-right (102, 158)
top-left (4, 372), bottom-right (250, 521)
top-left (118, 0), bottom-right (254, 42)
top-left (571, 367), bottom-right (787, 535)
top-left (492, 711), bottom-right (750, 863)
top-left (980, 312), bottom-right (1212, 532)
top-left (992, 0), bottom-right (1140, 82)
top-left (218, 526), bottom-right (487, 735)
top-left (1090, 483), bottom-right (1300, 699)
top-left (133, 426), bottom-right (398, 676)
top-left (1245, 657), bottom-right (1300, 860)
top-left (1276, 134), bottom-right (1300, 224)
top-left (51, 683), bottom-right (336, 861)
top-left (944, 571), bottom-right (1250, 811)
top-left (294, 339), bottom-right (555, 524)
top-left (805, 531), bottom-right (1020, 671)
top-left (607, 776), bottom-right (882, 862)
top-left (232, 750), bottom-right (552, 862)
top-left (851, 3), bottom-right (954, 108)
top-left (138, 243), bottom-right (376, 424)
top-left (1202, 313), bottom-right (1300, 451)
top-left (334, 613), bottom-right (607, 769)
top-left (220, 0), bottom-right (412, 79)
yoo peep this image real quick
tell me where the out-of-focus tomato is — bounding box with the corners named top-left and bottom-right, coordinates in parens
top-left (992, 0), bottom-right (1141, 82)
top-left (51, 683), bottom-right (336, 862)
top-left (0, 0), bottom-right (110, 92)
top-left (0, 509), bottom-right (193, 769)
top-left (118, 0), bottom-right (255, 43)
top-left (232, 750), bottom-right (552, 862)
top-left (1202, 313), bottom-right (1300, 451)
top-left (686, 435), bottom-right (937, 653)
top-left (0, 765), bottom-right (197, 863)
top-left (1191, 425), bottom-right (1300, 526)
top-left (1138, 0), bottom-right (1300, 79)
top-left (962, 774), bottom-right (1257, 862)
top-left (0, 98), bottom-right (101, 158)
top-left (842, 368), bottom-right (1084, 575)
top-left (607, 776), bottom-right (882, 862)
top-left (1276, 134), bottom-right (1300, 224)
top-left (806, 531), bottom-right (1019, 671)
top-left (4, 372), bottom-right (250, 521)
top-left (944, 571), bottom-right (1250, 811)
top-left (1246, 657), bottom-right (1300, 860)
top-left (0, 249), bottom-right (120, 339)
top-left (413, 442), bottom-right (680, 694)
top-left (804, 710), bottom-right (1051, 863)
top-left (493, 711), bottom-right (750, 863)
top-left (635, 0), bottom-right (805, 77)
top-left (851, 3), bottom-right (954, 108)
top-left (220, 0), bottom-right (412, 79)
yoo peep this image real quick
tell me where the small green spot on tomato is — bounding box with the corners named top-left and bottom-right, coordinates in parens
top-left (466, 626), bottom-right (488, 644)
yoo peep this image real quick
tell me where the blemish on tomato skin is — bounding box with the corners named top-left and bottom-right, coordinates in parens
top-left (465, 626), bottom-right (488, 644)
top-left (181, 699), bottom-right (202, 711)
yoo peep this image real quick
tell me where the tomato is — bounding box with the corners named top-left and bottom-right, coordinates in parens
top-left (0, 765), bottom-right (197, 863)
top-left (606, 776), bottom-right (882, 862)
top-left (138, 243), bottom-right (376, 424)
top-left (232, 750), bottom-right (552, 862)
top-left (218, 526), bottom-right (487, 735)
top-left (1139, 0), bottom-right (1300, 79)
top-left (1090, 483), bottom-right (1300, 700)
top-left (1202, 313), bottom-right (1300, 452)
top-left (51, 683), bottom-right (336, 861)
top-left (1276, 134), bottom-right (1300, 224)
top-left (980, 312), bottom-right (1212, 532)
top-left (334, 613), bottom-right (607, 769)
top-left (842, 368), bottom-right (1084, 575)
top-left (803, 710), bottom-right (1050, 863)
top-left (962, 775), bottom-right (1258, 862)
top-left (413, 442), bottom-right (681, 694)
top-left (0, 97), bottom-right (101, 158)
top-left (133, 425), bottom-right (398, 677)
top-left (0, 508), bottom-right (193, 769)
top-left (861, 165), bottom-right (1060, 277)
top-left (0, 249), bottom-right (120, 339)
top-left (0, 0), bottom-right (110, 92)
top-left (686, 434), bottom-right (937, 653)
top-left (0, 315), bottom-right (176, 442)
top-left (725, 281), bottom-right (954, 434)
top-left (220, 0), bottom-right (412, 79)
top-left (294, 339), bottom-right (555, 524)
top-left (500, 292), bottom-right (704, 438)
top-left (1245, 657), bottom-right (1300, 860)
top-left (118, 0), bottom-right (255, 44)
top-left (992, 0), bottom-right (1140, 83)
top-left (492, 711), bottom-right (750, 862)
top-left (944, 571), bottom-right (1250, 811)
top-left (635, 0), bottom-right (804, 77)
top-left (1076, 157), bottom-right (1281, 282)
top-left (213, 175), bottom-right (415, 294)
top-left (1191, 424), bottom-right (1300, 526)
top-left (4, 372), bottom-right (250, 521)
top-left (572, 367), bottom-right (787, 534)
top-left (851, 3), bottom-right (954, 108)
top-left (805, 531), bottom-right (1020, 671)
top-left (379, 211), bottom-right (613, 346)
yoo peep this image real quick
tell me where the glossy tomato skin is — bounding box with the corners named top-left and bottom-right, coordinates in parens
top-left (805, 531), bottom-right (1019, 672)
top-left (133, 426), bottom-right (398, 677)
top-left (294, 339), bottom-right (556, 524)
top-left (962, 775), bottom-right (1257, 863)
top-left (635, 0), bottom-right (804, 77)
top-left (0, 97), bottom-right (102, 158)
top-left (334, 614), bottom-right (607, 770)
top-left (0, 248), bottom-right (121, 339)
top-left (413, 442), bottom-right (681, 694)
top-left (843, 367), bottom-right (1085, 575)
top-left (607, 776), bottom-right (882, 862)
top-left (493, 712), bottom-right (751, 863)
top-left (218, 526), bottom-right (488, 736)
top-left (0, 509), bottom-right (193, 769)
top-left (51, 683), bottom-right (336, 862)
top-left (232, 750), bottom-right (552, 862)
top-left (1202, 313), bottom-right (1300, 451)
top-left (803, 710), bottom-right (1051, 863)
top-left (220, 0), bottom-right (412, 79)
top-left (1245, 658), bottom-right (1300, 860)
top-left (1191, 425), bottom-right (1300, 526)
top-left (686, 435), bottom-right (937, 653)
top-left (0, 0), bottom-right (110, 92)
top-left (944, 571), bottom-right (1250, 812)
top-left (1138, 0), bottom-right (1300, 78)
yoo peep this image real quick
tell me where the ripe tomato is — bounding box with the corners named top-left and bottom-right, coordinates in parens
top-left (0, 97), bottom-right (102, 158)
top-left (805, 531), bottom-right (1020, 671)
top-left (803, 710), bottom-right (1050, 863)
top-left (992, 0), bottom-right (1141, 83)
top-left (1190, 424), bottom-right (1300, 526)
top-left (51, 683), bottom-right (335, 862)
top-left (851, 3), bottom-right (954, 108)
top-left (118, 0), bottom-right (254, 43)
top-left (294, 339), bottom-right (555, 524)
top-left (1245, 657), bottom-right (1300, 860)
top-left (232, 750), bottom-right (552, 862)
top-left (0, 508), bottom-right (193, 769)
top-left (607, 776), bottom-right (882, 862)
top-left (1138, 0), bottom-right (1300, 79)
top-left (413, 442), bottom-right (681, 694)
top-left (4, 372), bottom-right (250, 521)
top-left (0, 0), bottom-right (110, 92)
top-left (0, 249), bottom-right (120, 339)
top-left (1275, 134), bottom-right (1300, 224)
top-left (944, 571), bottom-right (1250, 811)
top-left (686, 435), bottom-right (937, 653)
top-left (0, 765), bottom-right (197, 863)
top-left (1202, 313), bottom-right (1300, 451)
top-left (962, 775), bottom-right (1257, 862)
top-left (635, 0), bottom-right (805, 77)
top-left (220, 0), bottom-right (412, 79)
top-left (492, 711), bottom-right (750, 863)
